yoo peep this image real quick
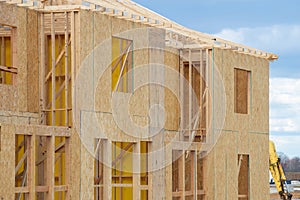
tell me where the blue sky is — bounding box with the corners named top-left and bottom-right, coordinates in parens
top-left (134, 0), bottom-right (300, 157)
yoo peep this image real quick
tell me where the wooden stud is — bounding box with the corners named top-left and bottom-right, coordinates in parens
top-left (103, 140), bottom-right (112, 200)
top-left (133, 142), bottom-right (141, 200)
top-left (44, 39), bottom-right (71, 83)
top-left (199, 49), bottom-right (203, 135)
top-left (51, 12), bottom-right (56, 126)
top-left (205, 49), bottom-right (209, 141)
top-left (148, 142), bottom-right (153, 200)
top-left (46, 135), bottom-right (55, 200)
top-left (0, 36), bottom-right (5, 83)
top-left (188, 49), bottom-right (192, 141)
top-left (71, 11), bottom-right (75, 124)
top-left (65, 137), bottom-right (70, 200)
top-left (27, 135), bottom-right (35, 199)
top-left (40, 13), bottom-right (46, 125)
top-left (64, 12), bottom-right (69, 127)
top-left (179, 50), bottom-right (184, 140)
top-left (11, 27), bottom-right (17, 84)
top-left (180, 150), bottom-right (185, 199)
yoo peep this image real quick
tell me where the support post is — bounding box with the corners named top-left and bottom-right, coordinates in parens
top-left (133, 142), bottom-right (141, 200)
top-left (27, 135), bottom-right (36, 199)
top-left (179, 50), bottom-right (184, 140)
top-left (64, 12), bottom-right (69, 127)
top-left (188, 49), bottom-right (192, 141)
top-left (103, 140), bottom-right (112, 199)
top-left (65, 137), bottom-right (70, 200)
top-left (51, 12), bottom-right (56, 125)
top-left (40, 13), bottom-right (46, 125)
top-left (46, 135), bottom-right (55, 200)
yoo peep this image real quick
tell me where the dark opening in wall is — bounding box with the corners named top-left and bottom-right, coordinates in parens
top-left (234, 68), bottom-right (251, 114)
top-left (238, 154), bottom-right (249, 200)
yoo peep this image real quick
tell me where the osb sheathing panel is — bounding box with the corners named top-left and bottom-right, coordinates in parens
top-left (79, 10), bottom-right (94, 65)
top-left (0, 4), bottom-right (26, 112)
top-left (94, 13), bottom-right (112, 113)
top-left (80, 143), bottom-right (94, 200)
top-left (17, 7), bottom-right (28, 112)
top-left (27, 9), bottom-right (39, 113)
top-left (83, 11), bottom-right (150, 117)
top-left (0, 124), bottom-right (15, 200)
top-left (70, 129), bottom-right (81, 200)
top-left (0, 110), bottom-right (39, 124)
top-left (0, 85), bottom-right (17, 111)
top-left (204, 131), bottom-right (238, 200)
top-left (249, 133), bottom-right (269, 200)
top-left (164, 47), bottom-right (179, 131)
top-left (0, 3), bottom-right (17, 26)
top-left (213, 48), bottom-right (269, 133)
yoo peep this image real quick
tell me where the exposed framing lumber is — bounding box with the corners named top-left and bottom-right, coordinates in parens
top-left (15, 150), bottom-right (28, 174)
top-left (44, 39), bottom-right (71, 83)
top-left (45, 75), bottom-right (71, 109)
top-left (40, 13), bottom-right (46, 125)
top-left (0, 36), bottom-right (5, 83)
top-left (179, 49), bottom-right (184, 140)
top-left (133, 142), bottom-right (141, 200)
top-left (51, 12), bottom-right (56, 126)
top-left (188, 49), bottom-right (192, 142)
top-left (111, 41), bottom-right (132, 72)
top-left (114, 43), bottom-right (131, 91)
top-left (103, 140), bottom-right (112, 199)
top-left (27, 135), bottom-right (35, 199)
top-left (0, 65), bottom-right (17, 74)
top-left (46, 135), bottom-right (55, 200)
top-left (111, 142), bottom-right (133, 167)
top-left (11, 27), bottom-right (17, 84)
top-left (205, 49), bottom-right (209, 141)
top-left (64, 11), bottom-right (69, 127)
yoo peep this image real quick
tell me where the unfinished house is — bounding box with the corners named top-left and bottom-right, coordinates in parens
top-left (0, 0), bottom-right (278, 199)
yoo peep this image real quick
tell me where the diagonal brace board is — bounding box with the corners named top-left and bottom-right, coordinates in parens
top-left (113, 44), bottom-right (132, 91)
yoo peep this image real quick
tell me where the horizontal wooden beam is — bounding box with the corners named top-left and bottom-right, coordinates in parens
top-left (0, 65), bottom-right (17, 74)
top-left (15, 187), bottom-right (29, 193)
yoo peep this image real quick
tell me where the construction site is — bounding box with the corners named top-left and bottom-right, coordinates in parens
top-left (0, 0), bottom-right (289, 199)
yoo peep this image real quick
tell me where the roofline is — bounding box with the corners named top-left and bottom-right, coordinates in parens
top-left (0, 0), bottom-right (278, 61)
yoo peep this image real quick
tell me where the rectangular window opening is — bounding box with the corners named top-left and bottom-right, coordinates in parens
top-left (238, 154), bottom-right (249, 200)
top-left (0, 24), bottom-right (17, 85)
top-left (94, 138), bottom-right (104, 200)
top-left (112, 142), bottom-right (134, 199)
top-left (111, 36), bottom-right (133, 93)
top-left (234, 68), bottom-right (251, 114)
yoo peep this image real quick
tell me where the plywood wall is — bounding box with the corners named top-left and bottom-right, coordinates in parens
top-left (0, 4), bottom-right (39, 113)
top-left (0, 124), bottom-right (15, 200)
top-left (203, 48), bottom-right (270, 200)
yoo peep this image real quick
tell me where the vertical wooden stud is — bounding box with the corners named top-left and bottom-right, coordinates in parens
top-left (51, 12), bottom-right (56, 125)
top-left (133, 142), bottom-right (141, 200)
top-left (188, 49), bottom-right (192, 141)
top-left (64, 12), bottom-right (69, 127)
top-left (46, 135), bottom-right (54, 200)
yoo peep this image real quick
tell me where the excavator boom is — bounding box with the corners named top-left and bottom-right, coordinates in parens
top-left (269, 140), bottom-right (293, 200)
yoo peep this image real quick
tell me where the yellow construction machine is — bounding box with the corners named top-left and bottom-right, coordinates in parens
top-left (269, 140), bottom-right (293, 200)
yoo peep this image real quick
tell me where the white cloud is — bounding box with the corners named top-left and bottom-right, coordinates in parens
top-left (270, 78), bottom-right (300, 133)
top-left (214, 25), bottom-right (300, 54)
